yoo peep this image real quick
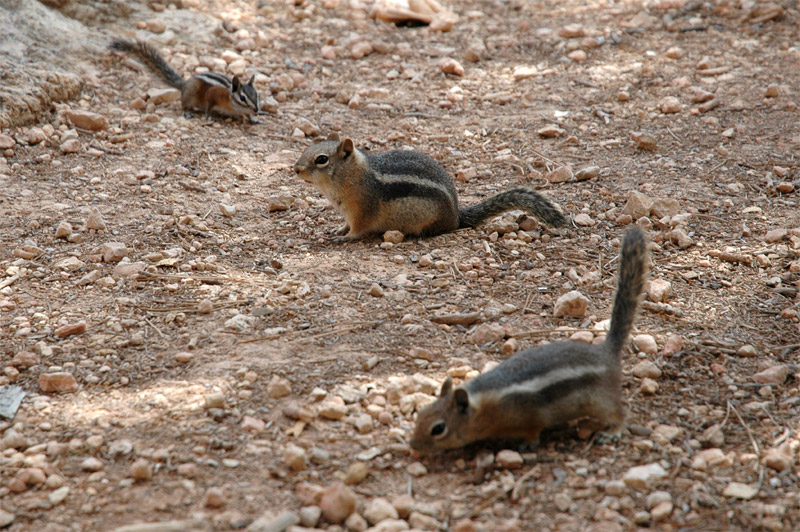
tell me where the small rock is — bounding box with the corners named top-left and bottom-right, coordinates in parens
top-left (502, 338), bottom-right (519, 356)
top-left (320, 482), bottom-right (357, 524)
top-left (102, 242), bottom-right (129, 263)
top-left (573, 213), bottom-right (595, 226)
top-left (665, 46), bottom-right (683, 59)
top-left (763, 442), bottom-right (793, 472)
top-left (651, 501), bottom-right (673, 522)
top-left (241, 415), bottom-right (265, 433)
top-left (299, 506), bottom-right (322, 528)
top-left (547, 166), bottom-right (573, 183)
top-left (469, 323), bottom-right (505, 344)
top-left (567, 49), bottom-right (587, 63)
top-left (632, 360), bottom-right (661, 379)
top-left (354, 413), bottom-right (373, 434)
top-left (351, 41), bottom-right (373, 59)
top-left (66, 110), bottom-right (109, 131)
top-left (622, 191), bottom-right (653, 218)
top-left (669, 228), bottom-right (694, 249)
top-left (752, 364), bottom-right (789, 385)
top-left (146, 18), bottom-right (167, 33)
top-left (367, 283), bottom-right (385, 297)
top-left (554, 492), bottom-right (572, 512)
top-left (699, 424), bottom-right (725, 447)
top-left (575, 166), bottom-right (600, 181)
top-left (60, 139), bottom-right (81, 153)
top-left (48, 486), bottom-right (69, 505)
top-left (407, 461), bottom-right (427, 477)
top-left (344, 462), bottom-right (369, 485)
top-left (553, 290), bottom-right (589, 318)
top-left (391, 494), bottom-right (414, 519)
top-left (248, 511), bottom-right (300, 532)
top-left (86, 207), bottom-right (107, 231)
top-left (765, 228), bottom-right (787, 243)
top-left (537, 125), bottom-right (564, 138)
top-left (0, 134), bottom-right (15, 149)
top-left (219, 203), bottom-right (236, 217)
top-left (647, 279), bottom-right (672, 303)
top-left (345, 512), bottom-right (368, 532)
top-left (632, 334), bottom-right (658, 354)
top-left (438, 57), bottom-right (464, 76)
top-left (559, 23), bottom-right (586, 38)
top-left (383, 230), bottom-right (404, 244)
top-left (80, 457), bottom-right (104, 472)
top-left (205, 391), bottom-right (225, 409)
top-left (319, 399), bottom-right (348, 420)
top-left (55, 221), bottom-right (72, 239)
top-left (640, 378), bottom-right (659, 394)
top-left (284, 444), bottom-right (307, 471)
top-left (737, 344), bottom-right (758, 357)
top-left (39, 372), bottom-right (78, 393)
top-left (130, 458), bottom-right (153, 480)
top-left (662, 334), bottom-right (683, 356)
top-left (622, 463), bottom-right (667, 489)
top-left (723, 482), bottom-right (757, 500)
top-left (267, 376), bottom-right (292, 398)
top-left (27, 127), bottom-right (47, 144)
top-left (496, 449), bottom-right (523, 469)
top-left (364, 498), bottom-right (399, 525)
top-left (113, 261), bottom-right (146, 278)
top-left (147, 88), bottom-right (181, 105)
top-left (650, 198), bottom-right (681, 219)
top-left (268, 195), bottom-right (294, 211)
top-left (175, 351), bottom-right (193, 363)
top-left (204, 487), bottom-right (226, 508)
top-left (659, 96), bottom-right (681, 114)
top-left (513, 66), bottom-right (538, 81)
top-left (631, 131), bottom-right (657, 151)
top-left (605, 479), bottom-right (626, 496)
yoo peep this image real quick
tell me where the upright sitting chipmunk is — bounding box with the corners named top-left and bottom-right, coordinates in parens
top-left (410, 227), bottom-right (650, 452)
top-left (293, 136), bottom-right (566, 241)
top-left (110, 39), bottom-right (260, 123)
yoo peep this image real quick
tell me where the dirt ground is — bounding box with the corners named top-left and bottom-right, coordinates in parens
top-left (1, 0), bottom-right (800, 531)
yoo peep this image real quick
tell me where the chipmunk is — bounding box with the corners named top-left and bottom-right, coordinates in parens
top-left (109, 39), bottom-right (260, 123)
top-left (410, 227), bottom-right (650, 452)
top-left (293, 136), bottom-right (566, 241)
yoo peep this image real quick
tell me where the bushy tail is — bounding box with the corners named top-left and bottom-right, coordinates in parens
top-left (109, 39), bottom-right (184, 89)
top-left (457, 187), bottom-right (566, 229)
top-left (604, 227), bottom-right (649, 356)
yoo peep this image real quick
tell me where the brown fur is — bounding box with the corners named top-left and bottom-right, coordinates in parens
top-left (410, 227), bottom-right (649, 453)
top-left (293, 137), bottom-right (564, 241)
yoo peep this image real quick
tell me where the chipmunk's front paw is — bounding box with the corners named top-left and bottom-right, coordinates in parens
top-left (594, 430), bottom-right (622, 445)
top-left (329, 234), bottom-right (360, 243)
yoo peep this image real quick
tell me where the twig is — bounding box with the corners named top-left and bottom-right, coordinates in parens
top-left (144, 317), bottom-right (166, 338)
top-left (0, 274), bottom-right (20, 290)
top-left (464, 466), bottom-right (540, 519)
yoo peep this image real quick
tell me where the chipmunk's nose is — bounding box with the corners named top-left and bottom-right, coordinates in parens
top-left (293, 164), bottom-right (301, 174)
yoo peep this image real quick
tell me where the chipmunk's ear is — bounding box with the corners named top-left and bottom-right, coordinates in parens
top-left (453, 388), bottom-right (470, 414)
top-left (327, 132), bottom-right (340, 141)
top-left (338, 138), bottom-right (355, 159)
top-left (439, 376), bottom-right (453, 397)
top-left (247, 75), bottom-right (256, 86)
top-left (231, 76), bottom-right (241, 91)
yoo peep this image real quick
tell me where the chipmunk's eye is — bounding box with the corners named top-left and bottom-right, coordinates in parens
top-left (314, 155), bottom-right (329, 166)
top-left (431, 421), bottom-right (447, 438)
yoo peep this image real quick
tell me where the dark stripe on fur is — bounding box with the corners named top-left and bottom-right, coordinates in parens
top-left (604, 227), bottom-right (649, 356)
top-left (110, 39), bottom-right (184, 89)
top-left (501, 372), bottom-right (602, 408)
top-left (458, 187), bottom-right (566, 228)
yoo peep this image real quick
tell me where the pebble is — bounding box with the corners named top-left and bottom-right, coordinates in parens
top-left (248, 511), bottom-right (299, 532)
top-left (692, 448), bottom-right (726, 470)
top-left (567, 50), bottom-right (587, 62)
top-left (575, 166), bottom-right (600, 181)
top-left (0, 134), bottom-right (15, 149)
top-left (665, 46), bottom-right (684, 59)
top-left (496, 449), bottom-right (523, 469)
top-left (364, 498), bottom-right (399, 525)
top-left (622, 190), bottom-right (653, 218)
top-left (546, 166), bottom-right (573, 183)
top-left (752, 364), bottom-right (789, 385)
top-left (241, 415), bottom-right (265, 433)
top-left (537, 125), bottom-right (564, 138)
top-left (669, 228), bottom-right (693, 248)
top-left (39, 372), bottom-right (78, 393)
top-left (391, 494), bottom-right (414, 519)
top-left (604, 479), bottom-right (626, 496)
top-left (622, 463), bottom-right (667, 489)
top-left (737, 344), bottom-right (757, 357)
top-left (632, 360), bottom-right (661, 379)
top-left (27, 127), bottom-right (47, 144)
top-left (650, 197), bottom-right (681, 218)
top-left (80, 457), bottom-right (104, 472)
top-left (284, 444), bottom-right (307, 471)
top-left (723, 482), bottom-right (757, 499)
top-left (408, 511), bottom-right (441, 530)
top-left (632, 334), bottom-right (658, 354)
top-left (513, 66), bottom-right (538, 81)
top-left (344, 462), bottom-right (369, 485)
top-left (87, 207), bottom-right (107, 231)
top-left (48, 485), bottom-right (69, 505)
top-left (320, 482), bottom-right (357, 524)
top-left (570, 331), bottom-right (594, 343)
top-left (631, 131), bottom-right (657, 151)
top-left (354, 413), bottom-right (373, 434)
top-left (102, 242), bottom-right (129, 263)
top-left (502, 338), bottom-right (519, 356)
top-left (130, 458), bottom-right (153, 480)
top-left (763, 442), bottom-right (793, 472)
top-left (65, 110), bottom-right (109, 131)
top-left (573, 213), bottom-right (595, 226)
top-left (147, 88), bottom-right (181, 105)
top-left (268, 195), bottom-right (294, 211)
top-left (204, 487), bottom-right (226, 508)
top-left (368, 283), bottom-right (385, 297)
top-left (55, 221), bottom-right (72, 238)
top-left (559, 23), bottom-right (586, 38)
top-left (60, 139), bottom-right (81, 153)
top-left (647, 279), bottom-right (672, 303)
top-left (318, 399), bottom-right (348, 420)
top-left (175, 351), bottom-right (194, 363)
top-left (299, 506), bottom-right (322, 528)
top-left (345, 512), bottom-right (368, 532)
top-left (113, 261), bottom-right (147, 278)
top-left (553, 290), bottom-right (589, 318)
top-left (469, 323), bottom-right (505, 344)
top-left (554, 492), bottom-right (572, 512)
top-left (699, 424), bottom-right (725, 447)
top-left (383, 230), bottom-right (404, 243)
top-left (438, 57), bottom-right (464, 76)
top-left (407, 461), bottom-right (427, 477)
top-left (765, 228), bottom-right (787, 243)
top-left (351, 41), bottom-right (373, 59)
top-left (267, 376), bottom-right (292, 398)
top-left (205, 391), bottom-right (225, 409)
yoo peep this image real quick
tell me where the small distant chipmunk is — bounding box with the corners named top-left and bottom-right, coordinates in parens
top-left (410, 227), bottom-right (650, 452)
top-left (293, 136), bottom-right (566, 241)
top-left (109, 39), bottom-right (260, 123)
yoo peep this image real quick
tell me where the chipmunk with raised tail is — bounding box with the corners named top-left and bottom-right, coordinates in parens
top-left (110, 39), bottom-right (260, 123)
top-left (293, 136), bottom-right (566, 241)
top-left (410, 227), bottom-right (650, 452)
